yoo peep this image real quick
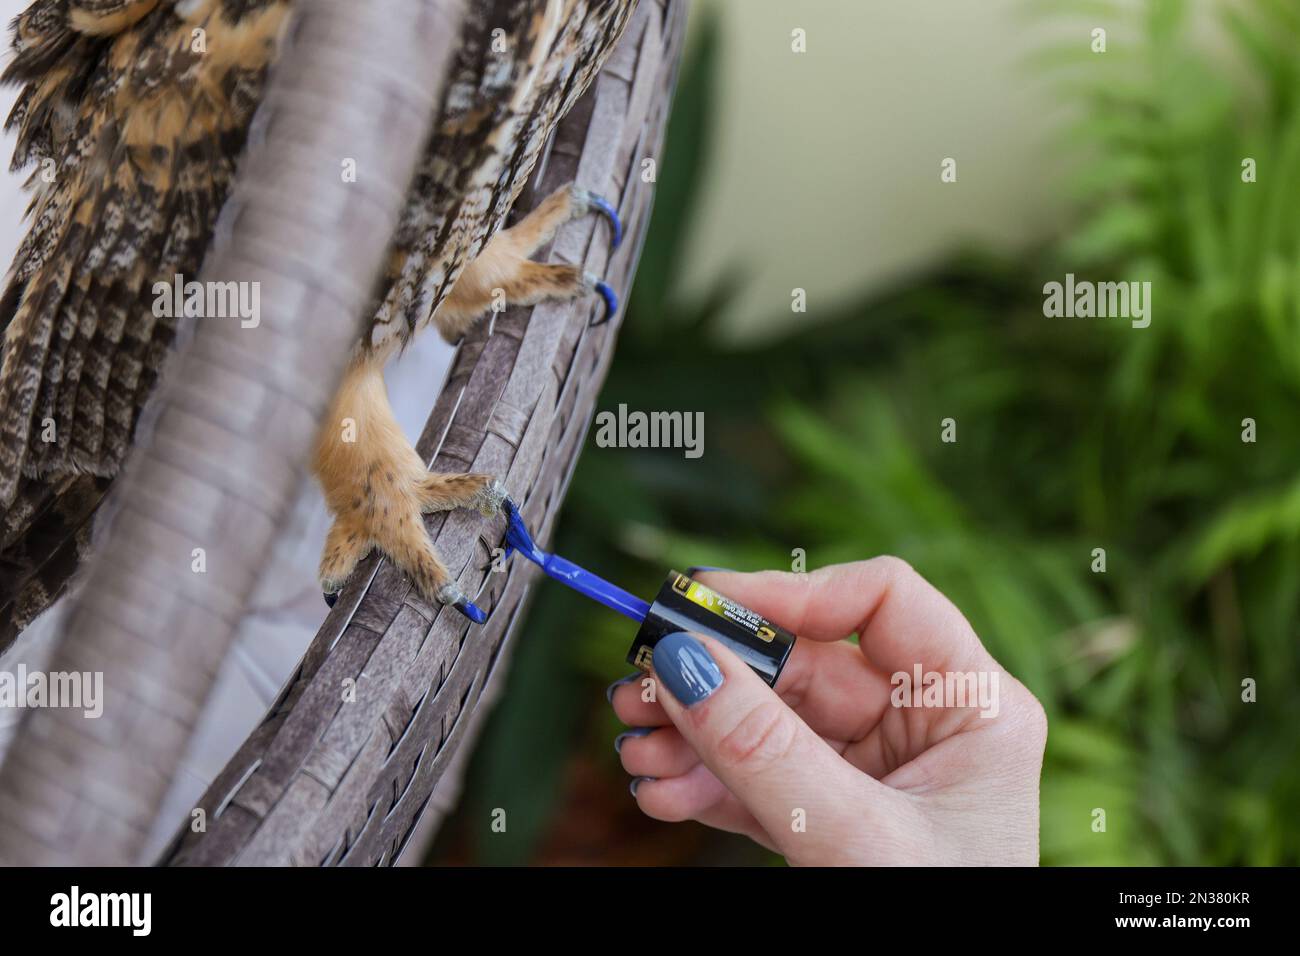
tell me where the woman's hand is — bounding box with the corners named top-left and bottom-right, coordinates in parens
top-left (608, 559), bottom-right (1048, 865)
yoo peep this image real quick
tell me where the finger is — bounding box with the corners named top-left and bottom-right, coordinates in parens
top-left (695, 560), bottom-right (993, 674)
top-left (691, 564), bottom-right (974, 744)
top-left (650, 630), bottom-right (901, 862)
top-left (634, 765), bottom-right (779, 853)
top-left (711, 564), bottom-right (1035, 781)
top-left (616, 559), bottom-right (981, 745)
top-left (609, 674), bottom-right (671, 727)
top-left (694, 803), bottom-right (780, 854)
top-left (631, 759), bottom-right (727, 822)
top-left (620, 723), bottom-right (852, 781)
top-left (614, 643), bottom-right (890, 745)
top-left (765, 637), bottom-right (892, 744)
top-left (618, 726), bottom-right (701, 779)
top-left (617, 708), bottom-right (870, 785)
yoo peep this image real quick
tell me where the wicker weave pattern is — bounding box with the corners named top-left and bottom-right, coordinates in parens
top-left (161, 0), bottom-right (686, 867)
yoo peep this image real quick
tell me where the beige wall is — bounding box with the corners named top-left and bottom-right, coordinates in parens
top-left (0, 1), bottom-right (1113, 345)
top-left (677, 0), bottom-right (1078, 340)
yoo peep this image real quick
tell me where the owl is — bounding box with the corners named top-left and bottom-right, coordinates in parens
top-left (0, 0), bottom-right (636, 647)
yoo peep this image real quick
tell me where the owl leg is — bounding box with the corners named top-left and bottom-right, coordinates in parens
top-left (497, 182), bottom-right (622, 257)
top-left (432, 182), bottom-right (622, 342)
top-left (315, 352), bottom-right (506, 620)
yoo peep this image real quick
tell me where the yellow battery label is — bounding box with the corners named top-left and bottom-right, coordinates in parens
top-left (673, 575), bottom-right (775, 643)
top-left (628, 571), bottom-right (796, 687)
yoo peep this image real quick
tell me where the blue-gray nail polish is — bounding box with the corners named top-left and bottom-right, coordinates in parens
top-left (630, 776), bottom-right (655, 797)
top-left (605, 671), bottom-right (641, 704)
top-left (615, 727), bottom-right (654, 754)
top-left (685, 566), bottom-right (731, 576)
top-left (652, 631), bottom-right (723, 706)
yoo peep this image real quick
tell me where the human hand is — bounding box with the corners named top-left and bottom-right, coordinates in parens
top-left (607, 559), bottom-right (1048, 865)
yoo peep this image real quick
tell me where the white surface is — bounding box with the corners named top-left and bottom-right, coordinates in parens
top-left (0, 0), bottom-right (457, 860)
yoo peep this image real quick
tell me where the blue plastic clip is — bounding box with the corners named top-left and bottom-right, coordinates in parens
top-left (502, 499), bottom-right (650, 622)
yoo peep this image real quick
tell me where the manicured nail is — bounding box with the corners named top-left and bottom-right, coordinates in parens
top-left (652, 631), bottom-right (723, 707)
top-left (630, 776), bottom-right (655, 797)
top-left (605, 671), bottom-right (642, 704)
top-left (615, 727), bottom-right (654, 754)
top-left (685, 566), bottom-right (732, 576)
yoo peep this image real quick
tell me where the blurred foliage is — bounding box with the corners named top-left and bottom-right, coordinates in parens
top-left (431, 0), bottom-right (1299, 866)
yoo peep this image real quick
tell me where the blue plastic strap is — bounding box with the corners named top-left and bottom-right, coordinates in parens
top-left (503, 500), bottom-right (650, 622)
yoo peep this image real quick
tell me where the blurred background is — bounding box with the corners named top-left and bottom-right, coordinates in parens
top-left (427, 0), bottom-right (1300, 866)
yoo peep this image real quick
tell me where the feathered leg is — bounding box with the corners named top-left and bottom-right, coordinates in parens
top-left (314, 352), bottom-right (505, 615)
top-left (432, 182), bottom-right (621, 342)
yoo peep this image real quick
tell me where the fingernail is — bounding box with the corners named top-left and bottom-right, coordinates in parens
top-left (630, 776), bottom-right (655, 797)
top-left (685, 566), bottom-right (732, 576)
top-left (605, 671), bottom-right (642, 704)
top-left (614, 727), bottom-right (654, 754)
top-left (652, 631), bottom-right (723, 707)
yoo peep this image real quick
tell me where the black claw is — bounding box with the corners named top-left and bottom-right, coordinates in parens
top-left (323, 591), bottom-right (339, 608)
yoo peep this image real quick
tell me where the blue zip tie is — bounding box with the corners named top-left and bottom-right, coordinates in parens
top-left (502, 499), bottom-right (650, 622)
top-left (454, 599), bottom-right (487, 624)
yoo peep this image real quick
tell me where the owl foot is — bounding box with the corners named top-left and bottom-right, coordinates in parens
top-left (319, 473), bottom-right (507, 623)
top-left (433, 182), bottom-right (625, 341)
top-left (571, 187), bottom-right (623, 250)
top-left (556, 186), bottom-right (622, 326)
top-left (320, 474), bottom-right (507, 622)
top-left (502, 182), bottom-right (622, 255)
top-left (315, 357), bottom-right (508, 623)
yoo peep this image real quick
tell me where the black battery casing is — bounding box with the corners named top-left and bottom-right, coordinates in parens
top-left (626, 571), bottom-right (796, 687)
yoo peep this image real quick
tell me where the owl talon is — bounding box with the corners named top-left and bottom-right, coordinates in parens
top-left (586, 273), bottom-right (618, 326)
top-left (575, 189), bottom-right (623, 249)
top-left (324, 591), bottom-right (339, 608)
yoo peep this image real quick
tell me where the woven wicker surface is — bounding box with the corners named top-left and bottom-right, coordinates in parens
top-left (160, 0), bottom-right (687, 867)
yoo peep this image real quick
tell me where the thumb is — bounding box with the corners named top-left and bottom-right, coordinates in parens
top-left (650, 630), bottom-right (896, 862)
